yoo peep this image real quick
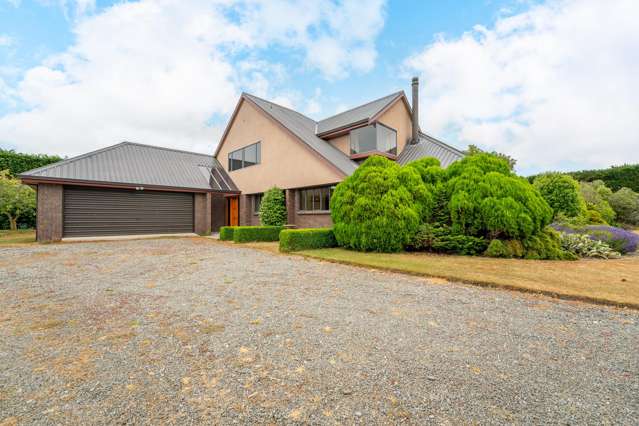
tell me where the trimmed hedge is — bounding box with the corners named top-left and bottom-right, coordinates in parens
top-left (529, 164), bottom-right (639, 192)
top-left (279, 228), bottom-right (337, 252)
top-left (232, 226), bottom-right (283, 243)
top-left (219, 226), bottom-right (236, 241)
top-left (568, 164), bottom-right (639, 192)
top-left (0, 149), bottom-right (62, 177)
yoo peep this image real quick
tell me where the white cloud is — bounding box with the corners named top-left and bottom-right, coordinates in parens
top-left (0, 0), bottom-right (386, 156)
top-left (405, 0), bottom-right (639, 174)
top-left (304, 88), bottom-right (323, 117)
top-left (0, 35), bottom-right (13, 47)
top-left (236, 0), bottom-right (386, 79)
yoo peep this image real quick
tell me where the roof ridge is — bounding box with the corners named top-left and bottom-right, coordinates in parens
top-left (243, 93), bottom-right (317, 124)
top-left (318, 91), bottom-right (403, 125)
top-left (119, 141), bottom-right (211, 158)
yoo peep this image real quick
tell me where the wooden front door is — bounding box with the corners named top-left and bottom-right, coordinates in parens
top-left (229, 196), bottom-right (239, 226)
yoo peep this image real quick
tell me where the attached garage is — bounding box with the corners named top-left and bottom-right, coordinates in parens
top-left (19, 142), bottom-right (239, 242)
top-left (63, 187), bottom-right (194, 237)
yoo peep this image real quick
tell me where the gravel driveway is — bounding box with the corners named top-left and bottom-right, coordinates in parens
top-left (0, 238), bottom-right (637, 425)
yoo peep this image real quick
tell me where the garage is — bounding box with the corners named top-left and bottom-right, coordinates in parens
top-left (19, 142), bottom-right (240, 242)
top-left (63, 187), bottom-right (194, 237)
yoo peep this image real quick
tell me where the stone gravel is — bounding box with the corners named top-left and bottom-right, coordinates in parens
top-left (0, 237), bottom-right (637, 425)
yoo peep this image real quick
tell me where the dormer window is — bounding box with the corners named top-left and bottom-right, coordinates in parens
top-left (349, 124), bottom-right (397, 156)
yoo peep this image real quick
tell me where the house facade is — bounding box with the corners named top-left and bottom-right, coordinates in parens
top-left (214, 77), bottom-right (464, 228)
top-left (20, 77), bottom-right (464, 242)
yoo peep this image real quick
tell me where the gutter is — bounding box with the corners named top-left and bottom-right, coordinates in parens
top-left (19, 175), bottom-right (241, 195)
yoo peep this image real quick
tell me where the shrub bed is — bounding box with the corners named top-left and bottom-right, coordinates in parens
top-left (233, 226), bottom-right (283, 243)
top-left (559, 233), bottom-right (620, 259)
top-left (219, 226), bottom-right (236, 241)
top-left (552, 224), bottom-right (638, 254)
top-left (279, 228), bottom-right (337, 252)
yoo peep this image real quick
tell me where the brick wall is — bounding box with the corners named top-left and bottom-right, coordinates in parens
top-left (294, 212), bottom-right (333, 228)
top-left (36, 183), bottom-right (63, 242)
top-left (239, 194), bottom-right (260, 226)
top-left (236, 190), bottom-right (334, 228)
top-left (194, 193), bottom-right (212, 235)
top-left (285, 189), bottom-right (296, 225)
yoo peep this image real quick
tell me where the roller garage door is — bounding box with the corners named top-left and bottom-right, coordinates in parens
top-left (63, 186), bottom-right (194, 237)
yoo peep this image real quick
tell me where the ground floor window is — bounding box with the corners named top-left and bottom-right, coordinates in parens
top-left (252, 193), bottom-right (263, 214)
top-left (298, 186), bottom-right (334, 212)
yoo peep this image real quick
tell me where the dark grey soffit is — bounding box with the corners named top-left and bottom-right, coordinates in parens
top-left (396, 132), bottom-right (465, 168)
top-left (20, 141), bottom-right (239, 192)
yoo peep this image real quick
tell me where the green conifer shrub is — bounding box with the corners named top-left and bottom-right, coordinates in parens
top-left (259, 187), bottom-right (287, 226)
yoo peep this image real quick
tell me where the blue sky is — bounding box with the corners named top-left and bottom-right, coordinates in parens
top-left (0, 0), bottom-right (637, 175)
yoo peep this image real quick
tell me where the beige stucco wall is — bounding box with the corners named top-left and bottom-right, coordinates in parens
top-left (327, 134), bottom-right (350, 156)
top-left (216, 99), bottom-right (344, 194)
top-left (377, 100), bottom-right (413, 155)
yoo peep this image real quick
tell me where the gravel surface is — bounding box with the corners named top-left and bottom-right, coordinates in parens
top-left (0, 237), bottom-right (637, 425)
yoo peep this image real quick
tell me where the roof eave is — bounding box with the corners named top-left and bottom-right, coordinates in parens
top-left (316, 92), bottom-right (409, 138)
top-left (19, 175), bottom-right (241, 194)
top-left (316, 118), bottom-right (369, 138)
top-left (213, 94), bottom-right (246, 158)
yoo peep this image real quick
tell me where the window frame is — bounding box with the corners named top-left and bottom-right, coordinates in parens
top-left (228, 141), bottom-right (261, 171)
top-left (252, 193), bottom-right (263, 215)
top-left (298, 185), bottom-right (335, 213)
top-left (349, 123), bottom-right (397, 156)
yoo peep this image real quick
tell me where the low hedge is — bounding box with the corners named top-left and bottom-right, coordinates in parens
top-left (279, 228), bottom-right (337, 252)
top-left (219, 226), bottom-right (236, 241)
top-left (233, 226), bottom-right (283, 243)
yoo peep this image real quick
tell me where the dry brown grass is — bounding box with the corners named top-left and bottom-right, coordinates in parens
top-left (0, 229), bottom-right (35, 245)
top-left (296, 248), bottom-right (639, 309)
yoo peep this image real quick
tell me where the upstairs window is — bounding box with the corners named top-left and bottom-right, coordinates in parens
top-left (350, 124), bottom-right (397, 155)
top-left (228, 142), bottom-right (261, 171)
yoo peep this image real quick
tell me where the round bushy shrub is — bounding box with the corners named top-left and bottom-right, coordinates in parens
top-left (607, 187), bottom-right (639, 225)
top-left (408, 224), bottom-right (488, 255)
top-left (533, 173), bottom-right (587, 219)
top-left (442, 154), bottom-right (553, 240)
top-left (522, 228), bottom-right (574, 260)
top-left (484, 239), bottom-right (525, 258)
top-left (259, 187), bottom-right (287, 226)
top-left (330, 156), bottom-right (430, 252)
top-left (580, 181), bottom-right (615, 224)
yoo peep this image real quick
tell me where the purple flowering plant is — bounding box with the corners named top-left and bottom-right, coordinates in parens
top-left (551, 223), bottom-right (638, 254)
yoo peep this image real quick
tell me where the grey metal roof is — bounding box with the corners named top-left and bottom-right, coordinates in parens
top-left (397, 132), bottom-right (465, 167)
top-left (20, 142), bottom-right (239, 192)
top-left (244, 93), bottom-right (358, 176)
top-left (316, 91), bottom-right (403, 135)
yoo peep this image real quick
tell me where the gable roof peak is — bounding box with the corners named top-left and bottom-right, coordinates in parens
top-left (316, 91), bottom-right (407, 135)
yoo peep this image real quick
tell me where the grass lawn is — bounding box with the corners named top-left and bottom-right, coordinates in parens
top-left (296, 248), bottom-right (639, 309)
top-left (0, 229), bottom-right (36, 245)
